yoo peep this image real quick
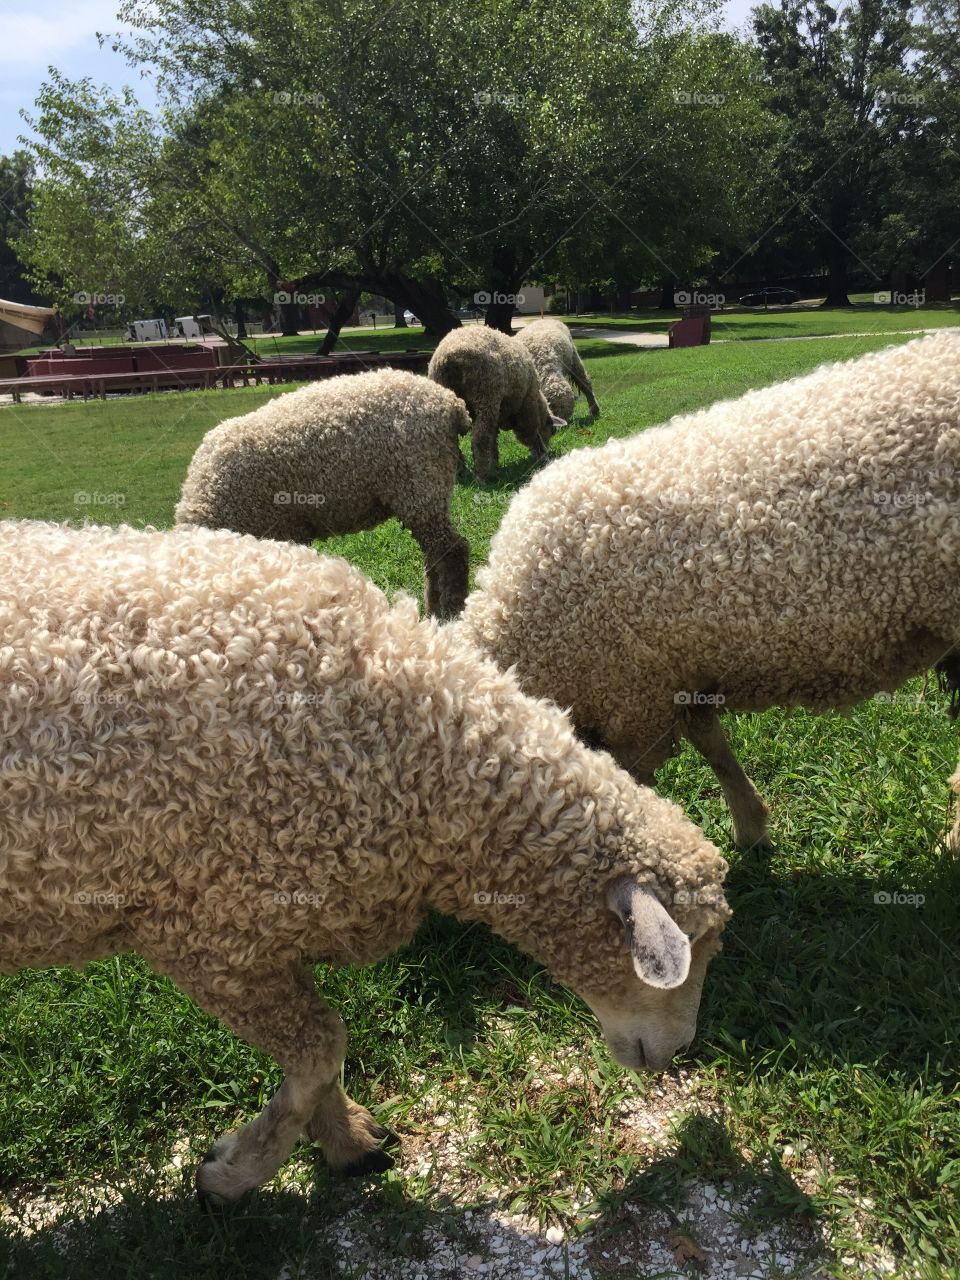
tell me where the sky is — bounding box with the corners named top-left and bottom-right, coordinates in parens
top-left (0, 0), bottom-right (760, 157)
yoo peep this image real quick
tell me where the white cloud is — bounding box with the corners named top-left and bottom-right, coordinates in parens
top-left (0, 1), bottom-right (125, 67)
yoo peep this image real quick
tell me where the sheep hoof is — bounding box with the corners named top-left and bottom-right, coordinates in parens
top-left (733, 826), bottom-right (773, 852)
top-left (338, 1146), bottom-right (396, 1177)
top-left (371, 1123), bottom-right (401, 1150)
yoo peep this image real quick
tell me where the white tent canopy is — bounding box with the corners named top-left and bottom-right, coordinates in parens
top-left (0, 297), bottom-right (57, 353)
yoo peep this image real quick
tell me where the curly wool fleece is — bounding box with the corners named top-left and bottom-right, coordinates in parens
top-left (461, 331), bottom-right (960, 838)
top-left (428, 325), bottom-right (560, 481)
top-left (515, 317), bottom-right (600, 420)
top-left (176, 367), bottom-right (471, 617)
top-left (0, 520), bottom-right (728, 1000)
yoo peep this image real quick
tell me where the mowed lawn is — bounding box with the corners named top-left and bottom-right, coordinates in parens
top-left (1, 331), bottom-right (959, 1280)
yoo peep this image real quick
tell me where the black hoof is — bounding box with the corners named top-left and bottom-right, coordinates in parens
top-left (372, 1124), bottom-right (401, 1150)
top-left (339, 1147), bottom-right (395, 1177)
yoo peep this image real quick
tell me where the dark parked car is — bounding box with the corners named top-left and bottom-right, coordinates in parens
top-left (739, 287), bottom-right (801, 308)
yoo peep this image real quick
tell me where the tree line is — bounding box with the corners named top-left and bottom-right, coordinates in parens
top-left (2, 0), bottom-right (957, 337)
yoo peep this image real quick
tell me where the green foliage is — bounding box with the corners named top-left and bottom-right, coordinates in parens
top-left (0, 151), bottom-right (36, 304)
top-left (748, 0), bottom-right (915, 300)
top-left (19, 2), bottom-right (770, 322)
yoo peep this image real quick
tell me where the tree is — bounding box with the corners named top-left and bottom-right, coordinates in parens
top-left (0, 152), bottom-right (38, 303)
top-left (751, 0), bottom-right (914, 305)
top-left (873, 0), bottom-right (960, 299)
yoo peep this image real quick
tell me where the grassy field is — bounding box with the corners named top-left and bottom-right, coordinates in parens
top-left (1, 330), bottom-right (959, 1280)
top-left (565, 300), bottom-right (960, 342)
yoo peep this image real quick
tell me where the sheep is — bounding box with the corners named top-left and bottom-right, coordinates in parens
top-left (0, 520), bottom-right (730, 1205)
top-left (427, 326), bottom-right (566, 482)
top-left (515, 318), bottom-right (600, 420)
top-left (460, 331), bottom-right (960, 850)
top-left (175, 368), bottom-right (471, 618)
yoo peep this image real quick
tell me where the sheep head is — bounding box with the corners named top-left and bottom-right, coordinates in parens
top-left (542, 374), bottom-right (576, 422)
top-left (576, 877), bottom-right (726, 1074)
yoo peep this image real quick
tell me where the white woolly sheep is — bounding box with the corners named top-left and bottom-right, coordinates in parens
top-left (0, 521), bottom-right (729, 1205)
top-left (515, 318), bottom-right (600, 420)
top-left (461, 331), bottom-right (960, 849)
top-left (427, 326), bottom-right (566, 482)
top-left (175, 368), bottom-right (471, 618)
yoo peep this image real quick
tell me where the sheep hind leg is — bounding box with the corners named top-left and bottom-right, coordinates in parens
top-left (568, 350), bottom-right (600, 415)
top-left (471, 411), bottom-right (500, 483)
top-left (179, 963), bottom-right (390, 1205)
top-left (685, 708), bottom-right (771, 850)
top-left (408, 517), bottom-right (470, 619)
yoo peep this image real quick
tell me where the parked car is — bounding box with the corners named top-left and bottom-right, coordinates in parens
top-left (739, 287), bottom-right (800, 308)
top-left (403, 309), bottom-right (419, 326)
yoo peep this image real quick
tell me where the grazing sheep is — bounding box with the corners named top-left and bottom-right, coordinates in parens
top-left (516, 318), bottom-right (600, 420)
top-left (427, 326), bottom-right (566, 482)
top-left (0, 521), bottom-right (729, 1205)
top-left (175, 368), bottom-right (470, 618)
top-left (461, 332), bottom-right (960, 849)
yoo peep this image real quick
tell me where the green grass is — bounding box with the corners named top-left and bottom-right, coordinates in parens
top-left (1, 330), bottom-right (959, 1279)
top-left (564, 299), bottom-right (960, 342)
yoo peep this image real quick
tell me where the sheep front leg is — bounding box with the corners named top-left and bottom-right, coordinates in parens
top-left (684, 707), bottom-right (771, 850)
top-left (173, 963), bottom-right (391, 1205)
top-left (305, 1080), bottom-right (397, 1173)
top-left (569, 350), bottom-right (600, 415)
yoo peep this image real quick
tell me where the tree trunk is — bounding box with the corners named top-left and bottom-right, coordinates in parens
top-left (295, 268), bottom-right (460, 338)
top-left (484, 299), bottom-right (516, 333)
top-left (394, 302), bottom-right (408, 328)
top-left (390, 274), bottom-right (460, 337)
top-left (821, 247), bottom-right (852, 307)
top-left (924, 257), bottom-right (951, 303)
top-left (318, 287), bottom-right (362, 355)
top-left (235, 299), bottom-right (247, 340)
top-left (658, 276), bottom-right (677, 310)
top-left (279, 298), bottom-right (301, 335)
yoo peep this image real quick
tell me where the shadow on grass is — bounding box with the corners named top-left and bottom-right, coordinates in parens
top-left (0, 1115), bottom-right (824, 1280)
top-left (592, 1109), bottom-right (818, 1241)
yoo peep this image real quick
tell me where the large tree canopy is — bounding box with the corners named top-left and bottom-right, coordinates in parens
top-left (20, 0), bottom-right (769, 331)
top-left (0, 151), bottom-right (38, 304)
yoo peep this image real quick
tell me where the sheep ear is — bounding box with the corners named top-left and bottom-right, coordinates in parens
top-left (606, 878), bottom-right (691, 989)
top-left (549, 414), bottom-right (567, 428)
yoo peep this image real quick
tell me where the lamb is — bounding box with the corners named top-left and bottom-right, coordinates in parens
top-left (0, 520), bottom-right (730, 1205)
top-left (515, 317), bottom-right (600, 420)
top-left (175, 367), bottom-right (471, 618)
top-left (427, 326), bottom-right (566, 482)
top-left (460, 331), bottom-right (960, 850)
